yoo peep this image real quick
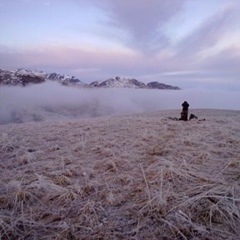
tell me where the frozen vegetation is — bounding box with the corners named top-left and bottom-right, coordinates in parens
top-left (0, 108), bottom-right (240, 239)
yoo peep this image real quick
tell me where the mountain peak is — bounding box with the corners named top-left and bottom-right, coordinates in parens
top-left (90, 77), bottom-right (180, 90)
top-left (90, 76), bottom-right (147, 88)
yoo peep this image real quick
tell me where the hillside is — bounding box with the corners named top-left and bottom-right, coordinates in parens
top-left (0, 109), bottom-right (240, 239)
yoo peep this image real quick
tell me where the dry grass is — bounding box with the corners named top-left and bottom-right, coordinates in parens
top-left (0, 109), bottom-right (240, 239)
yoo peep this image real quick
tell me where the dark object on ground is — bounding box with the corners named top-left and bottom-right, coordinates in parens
top-left (179, 101), bottom-right (189, 121)
top-left (167, 115), bottom-right (206, 121)
top-left (189, 114), bottom-right (198, 120)
top-left (168, 111), bottom-right (206, 122)
top-left (167, 117), bottom-right (179, 121)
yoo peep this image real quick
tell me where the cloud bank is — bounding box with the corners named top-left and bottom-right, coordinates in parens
top-left (0, 82), bottom-right (239, 124)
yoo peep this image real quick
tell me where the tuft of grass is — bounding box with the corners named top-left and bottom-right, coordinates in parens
top-left (6, 179), bottom-right (37, 210)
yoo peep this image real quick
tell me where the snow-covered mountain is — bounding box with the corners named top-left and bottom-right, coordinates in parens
top-left (0, 69), bottom-right (86, 87)
top-left (0, 69), bottom-right (180, 90)
top-left (90, 76), bottom-right (180, 90)
top-left (0, 69), bottom-right (45, 86)
top-left (90, 76), bottom-right (147, 88)
top-left (46, 72), bottom-right (85, 86)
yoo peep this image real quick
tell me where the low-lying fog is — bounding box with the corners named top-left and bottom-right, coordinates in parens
top-left (0, 81), bottom-right (239, 124)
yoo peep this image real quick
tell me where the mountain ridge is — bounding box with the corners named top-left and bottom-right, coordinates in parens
top-left (0, 68), bottom-right (180, 90)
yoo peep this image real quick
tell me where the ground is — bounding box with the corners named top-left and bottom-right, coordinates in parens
top-left (0, 109), bottom-right (240, 239)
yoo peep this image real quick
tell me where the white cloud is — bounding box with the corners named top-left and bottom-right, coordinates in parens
top-left (0, 82), bottom-right (240, 124)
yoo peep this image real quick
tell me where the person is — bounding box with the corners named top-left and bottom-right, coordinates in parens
top-left (180, 101), bottom-right (189, 121)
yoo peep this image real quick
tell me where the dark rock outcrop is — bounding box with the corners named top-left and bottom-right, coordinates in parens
top-left (19, 75), bottom-right (45, 86)
top-left (147, 81), bottom-right (180, 90)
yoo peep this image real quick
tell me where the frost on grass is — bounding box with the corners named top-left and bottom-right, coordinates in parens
top-left (0, 109), bottom-right (240, 239)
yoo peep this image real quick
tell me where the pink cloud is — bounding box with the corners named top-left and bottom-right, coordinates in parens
top-left (175, 3), bottom-right (240, 57)
top-left (90, 0), bottom-right (187, 54)
top-left (0, 45), bottom-right (160, 81)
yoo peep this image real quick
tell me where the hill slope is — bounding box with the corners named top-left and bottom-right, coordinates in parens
top-left (0, 109), bottom-right (240, 239)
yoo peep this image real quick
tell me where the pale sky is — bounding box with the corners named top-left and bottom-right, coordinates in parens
top-left (0, 0), bottom-right (240, 89)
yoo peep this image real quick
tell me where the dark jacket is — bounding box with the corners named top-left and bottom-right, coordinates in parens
top-left (182, 101), bottom-right (189, 111)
